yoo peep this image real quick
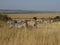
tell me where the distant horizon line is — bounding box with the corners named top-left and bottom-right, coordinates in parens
top-left (0, 9), bottom-right (60, 12)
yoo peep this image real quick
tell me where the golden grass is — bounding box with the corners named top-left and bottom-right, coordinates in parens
top-left (0, 13), bottom-right (60, 45)
top-left (7, 13), bottom-right (60, 19)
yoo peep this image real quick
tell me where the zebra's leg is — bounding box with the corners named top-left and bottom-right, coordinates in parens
top-left (9, 24), bottom-right (13, 29)
top-left (33, 24), bottom-right (37, 29)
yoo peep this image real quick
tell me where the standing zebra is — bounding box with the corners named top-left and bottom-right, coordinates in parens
top-left (33, 20), bottom-right (37, 28)
top-left (7, 20), bottom-right (15, 28)
top-left (14, 20), bottom-right (28, 29)
top-left (33, 17), bottom-right (38, 28)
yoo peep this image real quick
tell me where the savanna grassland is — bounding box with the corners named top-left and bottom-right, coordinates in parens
top-left (0, 13), bottom-right (60, 45)
top-left (7, 13), bottom-right (60, 18)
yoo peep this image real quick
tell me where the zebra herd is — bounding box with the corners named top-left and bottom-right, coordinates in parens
top-left (7, 17), bottom-right (55, 29)
top-left (7, 19), bottom-right (37, 29)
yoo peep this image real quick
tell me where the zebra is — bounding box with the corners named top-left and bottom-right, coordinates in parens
top-left (32, 20), bottom-right (38, 28)
top-left (40, 17), bottom-right (53, 24)
top-left (7, 20), bottom-right (15, 28)
top-left (7, 19), bottom-right (29, 29)
top-left (14, 20), bottom-right (28, 29)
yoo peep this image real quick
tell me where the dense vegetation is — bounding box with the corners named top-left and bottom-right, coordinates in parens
top-left (0, 13), bottom-right (12, 22)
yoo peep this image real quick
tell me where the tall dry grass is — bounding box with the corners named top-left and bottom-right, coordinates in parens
top-left (7, 13), bottom-right (60, 19)
top-left (0, 21), bottom-right (60, 45)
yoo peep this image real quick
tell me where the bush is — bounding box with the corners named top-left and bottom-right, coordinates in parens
top-left (53, 16), bottom-right (60, 22)
top-left (0, 14), bottom-right (12, 22)
top-left (33, 17), bottom-right (37, 20)
top-left (54, 16), bottom-right (60, 19)
top-left (0, 14), bottom-right (3, 20)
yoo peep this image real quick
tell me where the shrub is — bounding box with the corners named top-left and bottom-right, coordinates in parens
top-left (0, 14), bottom-right (12, 22)
top-left (33, 17), bottom-right (37, 20)
top-left (54, 16), bottom-right (60, 19)
top-left (53, 16), bottom-right (60, 22)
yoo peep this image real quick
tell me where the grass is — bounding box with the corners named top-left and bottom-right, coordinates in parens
top-left (0, 21), bottom-right (60, 45)
top-left (7, 13), bottom-right (60, 19)
top-left (0, 13), bottom-right (60, 45)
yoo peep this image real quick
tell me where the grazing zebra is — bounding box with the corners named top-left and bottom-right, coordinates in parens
top-left (7, 20), bottom-right (15, 28)
top-left (7, 19), bottom-right (28, 29)
top-left (14, 20), bottom-right (28, 29)
top-left (32, 20), bottom-right (38, 28)
top-left (40, 17), bottom-right (53, 24)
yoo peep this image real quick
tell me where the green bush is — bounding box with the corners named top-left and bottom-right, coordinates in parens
top-left (53, 16), bottom-right (60, 22)
top-left (0, 14), bottom-right (12, 22)
top-left (54, 16), bottom-right (60, 19)
top-left (33, 17), bottom-right (37, 20)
